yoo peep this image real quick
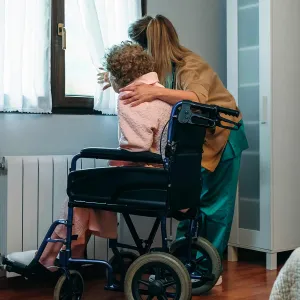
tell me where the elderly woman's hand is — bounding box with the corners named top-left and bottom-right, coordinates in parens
top-left (119, 84), bottom-right (162, 106)
top-left (97, 68), bottom-right (111, 91)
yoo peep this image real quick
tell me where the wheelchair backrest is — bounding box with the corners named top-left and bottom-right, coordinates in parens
top-left (166, 102), bottom-right (206, 212)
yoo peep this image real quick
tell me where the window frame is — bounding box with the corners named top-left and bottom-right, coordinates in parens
top-left (51, 0), bottom-right (147, 114)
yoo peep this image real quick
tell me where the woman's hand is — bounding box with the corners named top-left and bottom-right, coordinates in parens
top-left (97, 68), bottom-right (111, 91)
top-left (119, 84), bottom-right (161, 106)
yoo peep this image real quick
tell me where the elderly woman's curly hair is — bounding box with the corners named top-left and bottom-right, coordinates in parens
top-left (103, 41), bottom-right (155, 88)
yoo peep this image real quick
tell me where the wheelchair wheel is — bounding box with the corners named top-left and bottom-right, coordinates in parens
top-left (108, 251), bottom-right (139, 284)
top-left (124, 252), bottom-right (191, 300)
top-left (170, 237), bottom-right (222, 295)
top-left (53, 270), bottom-right (84, 300)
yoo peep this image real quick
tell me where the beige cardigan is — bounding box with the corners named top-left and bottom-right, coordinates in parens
top-left (176, 52), bottom-right (242, 171)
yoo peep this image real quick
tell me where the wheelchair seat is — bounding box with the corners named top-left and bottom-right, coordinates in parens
top-left (68, 166), bottom-right (169, 216)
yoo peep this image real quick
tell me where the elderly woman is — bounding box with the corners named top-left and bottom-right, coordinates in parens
top-left (6, 41), bottom-right (172, 274)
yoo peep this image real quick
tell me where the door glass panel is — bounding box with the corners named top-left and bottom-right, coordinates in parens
top-left (238, 1), bottom-right (260, 231)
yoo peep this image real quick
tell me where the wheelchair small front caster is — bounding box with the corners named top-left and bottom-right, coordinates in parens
top-left (124, 252), bottom-right (192, 300)
top-left (170, 237), bottom-right (222, 295)
top-left (54, 270), bottom-right (84, 300)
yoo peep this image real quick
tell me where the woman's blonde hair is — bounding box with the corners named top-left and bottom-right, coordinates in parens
top-left (128, 15), bottom-right (191, 85)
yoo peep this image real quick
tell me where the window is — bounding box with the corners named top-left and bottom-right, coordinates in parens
top-left (0, 1), bottom-right (52, 113)
top-left (51, 0), bottom-right (145, 114)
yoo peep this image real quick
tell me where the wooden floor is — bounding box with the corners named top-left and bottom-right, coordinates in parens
top-left (0, 257), bottom-right (281, 300)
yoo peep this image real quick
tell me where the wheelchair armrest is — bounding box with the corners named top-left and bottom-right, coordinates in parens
top-left (80, 147), bottom-right (163, 164)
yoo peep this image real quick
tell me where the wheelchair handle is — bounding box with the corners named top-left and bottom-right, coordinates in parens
top-left (217, 106), bottom-right (240, 118)
top-left (175, 100), bottom-right (240, 119)
top-left (170, 101), bottom-right (241, 137)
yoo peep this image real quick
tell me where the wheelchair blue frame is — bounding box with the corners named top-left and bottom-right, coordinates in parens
top-left (30, 101), bottom-right (211, 288)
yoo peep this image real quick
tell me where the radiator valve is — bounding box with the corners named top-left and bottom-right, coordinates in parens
top-left (0, 157), bottom-right (5, 171)
top-left (0, 254), bottom-right (6, 270)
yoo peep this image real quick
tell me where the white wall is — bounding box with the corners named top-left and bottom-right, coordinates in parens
top-left (271, 0), bottom-right (300, 250)
top-left (147, 0), bottom-right (227, 85)
top-left (0, 114), bottom-right (118, 157)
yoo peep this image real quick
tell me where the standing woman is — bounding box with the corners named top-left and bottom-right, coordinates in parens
top-left (98, 14), bottom-right (248, 285)
top-left (118, 15), bottom-right (249, 284)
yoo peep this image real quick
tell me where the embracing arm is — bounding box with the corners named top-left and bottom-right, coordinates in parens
top-left (119, 84), bottom-right (204, 107)
top-left (119, 59), bottom-right (211, 106)
top-left (154, 88), bottom-right (200, 105)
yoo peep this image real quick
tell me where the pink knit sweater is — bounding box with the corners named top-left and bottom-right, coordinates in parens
top-left (110, 72), bottom-right (172, 166)
top-left (119, 72), bottom-right (171, 153)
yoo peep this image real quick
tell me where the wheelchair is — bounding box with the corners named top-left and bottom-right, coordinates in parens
top-left (1, 100), bottom-right (241, 299)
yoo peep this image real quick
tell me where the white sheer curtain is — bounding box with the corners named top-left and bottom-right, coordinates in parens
top-left (0, 0), bottom-right (52, 113)
top-left (77, 0), bottom-right (142, 115)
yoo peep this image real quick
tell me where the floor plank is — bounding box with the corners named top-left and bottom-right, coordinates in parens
top-left (0, 260), bottom-right (280, 300)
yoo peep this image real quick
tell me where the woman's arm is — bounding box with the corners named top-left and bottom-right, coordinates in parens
top-left (155, 87), bottom-right (200, 105)
top-left (119, 84), bottom-right (201, 107)
top-left (119, 59), bottom-right (211, 106)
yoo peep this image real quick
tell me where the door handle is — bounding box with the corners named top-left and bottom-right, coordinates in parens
top-left (261, 96), bottom-right (268, 124)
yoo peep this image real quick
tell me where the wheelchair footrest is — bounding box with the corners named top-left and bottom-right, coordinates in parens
top-left (2, 257), bottom-right (28, 276)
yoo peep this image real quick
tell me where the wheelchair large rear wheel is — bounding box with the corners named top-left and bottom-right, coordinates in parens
top-left (124, 252), bottom-right (191, 300)
top-left (53, 270), bottom-right (84, 300)
top-left (170, 237), bottom-right (222, 295)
